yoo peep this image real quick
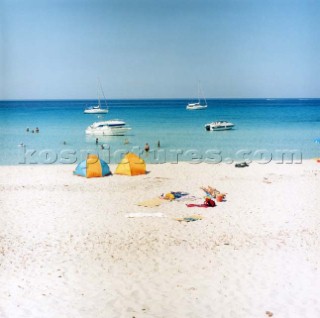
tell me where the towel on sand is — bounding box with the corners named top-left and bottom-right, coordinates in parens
top-left (175, 195), bottom-right (200, 202)
top-left (186, 198), bottom-right (216, 208)
top-left (136, 197), bottom-right (165, 207)
top-left (175, 214), bottom-right (203, 222)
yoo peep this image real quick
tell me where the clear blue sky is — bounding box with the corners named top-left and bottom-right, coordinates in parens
top-left (1, 0), bottom-right (320, 99)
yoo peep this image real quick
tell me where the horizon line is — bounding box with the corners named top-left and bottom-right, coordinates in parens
top-left (1, 97), bottom-right (320, 102)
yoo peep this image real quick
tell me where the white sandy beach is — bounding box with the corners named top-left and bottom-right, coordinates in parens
top-left (1, 161), bottom-right (320, 318)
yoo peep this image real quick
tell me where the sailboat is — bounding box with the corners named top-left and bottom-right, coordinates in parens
top-left (84, 83), bottom-right (109, 114)
top-left (186, 82), bottom-right (207, 110)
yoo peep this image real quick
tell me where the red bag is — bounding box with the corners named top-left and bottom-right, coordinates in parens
top-left (205, 198), bottom-right (216, 207)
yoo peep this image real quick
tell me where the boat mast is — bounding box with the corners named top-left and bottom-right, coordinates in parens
top-left (99, 79), bottom-right (108, 109)
top-left (199, 81), bottom-right (207, 106)
top-left (97, 87), bottom-right (101, 108)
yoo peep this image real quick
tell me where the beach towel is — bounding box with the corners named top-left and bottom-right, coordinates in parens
top-left (175, 214), bottom-right (203, 222)
top-left (136, 197), bottom-right (165, 207)
top-left (171, 191), bottom-right (189, 199)
top-left (186, 203), bottom-right (211, 208)
top-left (175, 195), bottom-right (200, 202)
top-left (161, 191), bottom-right (189, 201)
top-left (186, 198), bottom-right (216, 208)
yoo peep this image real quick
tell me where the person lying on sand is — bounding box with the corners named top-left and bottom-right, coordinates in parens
top-left (200, 186), bottom-right (226, 199)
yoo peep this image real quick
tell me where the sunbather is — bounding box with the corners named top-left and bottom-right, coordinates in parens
top-left (200, 185), bottom-right (220, 198)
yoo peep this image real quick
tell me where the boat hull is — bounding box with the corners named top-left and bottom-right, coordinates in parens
top-left (86, 120), bottom-right (131, 136)
top-left (85, 127), bottom-right (131, 136)
top-left (84, 109), bottom-right (109, 114)
top-left (205, 122), bottom-right (235, 131)
top-left (186, 104), bottom-right (207, 110)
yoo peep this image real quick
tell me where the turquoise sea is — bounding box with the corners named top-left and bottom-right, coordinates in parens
top-left (1, 99), bottom-right (320, 165)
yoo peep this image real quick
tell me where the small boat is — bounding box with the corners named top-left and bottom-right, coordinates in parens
top-left (84, 105), bottom-right (109, 114)
top-left (85, 120), bottom-right (131, 136)
top-left (186, 82), bottom-right (207, 110)
top-left (84, 82), bottom-right (109, 114)
top-left (186, 102), bottom-right (207, 110)
top-left (205, 121), bottom-right (235, 131)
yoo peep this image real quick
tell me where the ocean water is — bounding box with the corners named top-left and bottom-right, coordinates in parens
top-left (0, 99), bottom-right (320, 165)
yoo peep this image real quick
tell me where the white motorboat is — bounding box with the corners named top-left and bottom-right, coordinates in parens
top-left (186, 81), bottom-right (207, 110)
top-left (205, 121), bottom-right (235, 131)
top-left (85, 120), bottom-right (131, 136)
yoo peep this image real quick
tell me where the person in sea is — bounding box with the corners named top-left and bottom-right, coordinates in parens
top-left (96, 138), bottom-right (99, 145)
top-left (144, 143), bottom-right (150, 152)
top-left (157, 140), bottom-right (160, 148)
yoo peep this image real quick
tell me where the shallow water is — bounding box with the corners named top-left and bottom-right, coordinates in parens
top-left (1, 99), bottom-right (320, 165)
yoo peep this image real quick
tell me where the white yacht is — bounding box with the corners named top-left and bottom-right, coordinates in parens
top-left (205, 121), bottom-right (235, 131)
top-left (85, 120), bottom-right (131, 136)
top-left (186, 81), bottom-right (207, 110)
top-left (84, 105), bottom-right (109, 114)
top-left (84, 81), bottom-right (109, 114)
top-left (186, 102), bottom-right (207, 110)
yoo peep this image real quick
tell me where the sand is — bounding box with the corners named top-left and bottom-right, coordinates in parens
top-left (1, 161), bottom-right (320, 318)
